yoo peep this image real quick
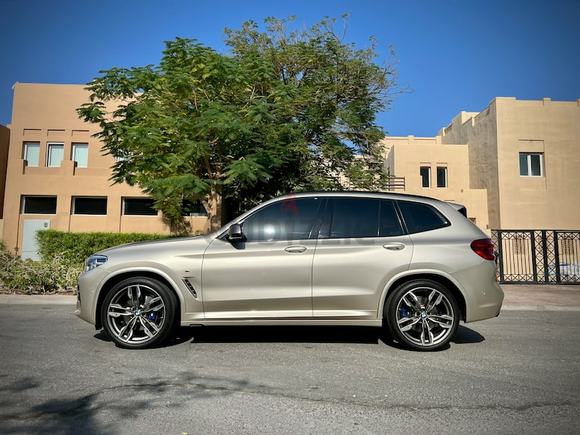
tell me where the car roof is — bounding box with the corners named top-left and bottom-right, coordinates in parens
top-left (275, 190), bottom-right (448, 204)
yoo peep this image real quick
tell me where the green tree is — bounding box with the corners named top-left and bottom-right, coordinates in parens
top-left (78, 15), bottom-right (402, 232)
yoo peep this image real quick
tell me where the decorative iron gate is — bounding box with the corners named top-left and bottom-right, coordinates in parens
top-left (491, 230), bottom-right (580, 284)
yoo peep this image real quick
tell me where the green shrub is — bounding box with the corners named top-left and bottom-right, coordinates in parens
top-left (0, 243), bottom-right (81, 294)
top-left (1, 231), bottom-right (173, 294)
top-left (36, 230), bottom-right (173, 267)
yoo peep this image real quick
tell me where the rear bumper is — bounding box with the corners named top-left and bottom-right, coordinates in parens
top-left (453, 262), bottom-right (504, 323)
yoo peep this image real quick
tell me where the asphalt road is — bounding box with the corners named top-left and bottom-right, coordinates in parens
top-left (0, 302), bottom-right (579, 434)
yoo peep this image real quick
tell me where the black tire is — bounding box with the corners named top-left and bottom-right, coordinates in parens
top-left (100, 277), bottom-right (178, 349)
top-left (384, 279), bottom-right (459, 351)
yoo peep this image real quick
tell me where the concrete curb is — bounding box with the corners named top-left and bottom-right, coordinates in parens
top-left (0, 294), bottom-right (76, 305)
top-left (501, 305), bottom-right (580, 311)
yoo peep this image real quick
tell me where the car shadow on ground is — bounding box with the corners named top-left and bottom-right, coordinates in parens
top-left (94, 324), bottom-right (485, 350)
top-left (170, 324), bottom-right (485, 348)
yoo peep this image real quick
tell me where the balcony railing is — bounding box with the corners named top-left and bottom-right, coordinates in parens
top-left (385, 176), bottom-right (405, 191)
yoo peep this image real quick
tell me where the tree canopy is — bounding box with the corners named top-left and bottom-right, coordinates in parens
top-left (78, 15), bottom-right (402, 232)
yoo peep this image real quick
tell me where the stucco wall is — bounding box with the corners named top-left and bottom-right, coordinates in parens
top-left (439, 105), bottom-right (501, 228)
top-left (494, 98), bottom-right (580, 229)
top-left (0, 124), bottom-right (9, 220)
top-left (439, 97), bottom-right (580, 230)
top-left (2, 83), bottom-right (210, 255)
top-left (383, 136), bottom-right (489, 230)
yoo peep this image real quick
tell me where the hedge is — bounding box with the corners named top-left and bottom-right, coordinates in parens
top-left (36, 230), bottom-right (173, 267)
top-left (0, 231), bottom-right (174, 294)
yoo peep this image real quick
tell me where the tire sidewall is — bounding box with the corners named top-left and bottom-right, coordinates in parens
top-left (101, 277), bottom-right (178, 349)
top-left (384, 279), bottom-right (459, 351)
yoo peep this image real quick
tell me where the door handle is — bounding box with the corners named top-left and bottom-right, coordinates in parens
top-left (285, 245), bottom-right (307, 254)
top-left (383, 242), bottom-right (406, 251)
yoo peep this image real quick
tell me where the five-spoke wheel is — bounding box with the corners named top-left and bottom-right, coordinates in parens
top-left (385, 280), bottom-right (459, 351)
top-left (101, 277), bottom-right (177, 349)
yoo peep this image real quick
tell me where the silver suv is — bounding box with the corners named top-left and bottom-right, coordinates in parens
top-left (76, 192), bottom-right (503, 351)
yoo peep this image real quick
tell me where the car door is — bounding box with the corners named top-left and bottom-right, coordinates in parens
top-left (201, 196), bottom-right (325, 320)
top-left (312, 198), bottom-right (413, 320)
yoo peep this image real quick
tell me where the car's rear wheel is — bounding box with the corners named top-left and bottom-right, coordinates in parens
top-left (101, 277), bottom-right (177, 349)
top-left (385, 280), bottom-right (459, 351)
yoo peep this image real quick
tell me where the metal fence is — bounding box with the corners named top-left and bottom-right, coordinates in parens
top-left (491, 230), bottom-right (580, 284)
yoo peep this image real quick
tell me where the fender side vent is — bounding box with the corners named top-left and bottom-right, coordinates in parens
top-left (182, 278), bottom-right (198, 299)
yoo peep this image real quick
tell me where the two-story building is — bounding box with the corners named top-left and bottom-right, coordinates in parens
top-left (1, 84), bottom-right (579, 261)
top-left (2, 83), bottom-right (209, 259)
top-left (384, 97), bottom-right (580, 232)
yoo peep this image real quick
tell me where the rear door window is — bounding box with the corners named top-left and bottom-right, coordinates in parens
top-left (329, 198), bottom-right (380, 238)
top-left (397, 201), bottom-right (449, 234)
top-left (379, 200), bottom-right (405, 237)
top-left (321, 198), bottom-right (404, 239)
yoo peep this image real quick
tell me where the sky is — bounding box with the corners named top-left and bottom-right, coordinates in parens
top-left (0, 0), bottom-right (578, 137)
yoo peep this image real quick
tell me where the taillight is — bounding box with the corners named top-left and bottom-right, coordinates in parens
top-left (471, 238), bottom-right (495, 260)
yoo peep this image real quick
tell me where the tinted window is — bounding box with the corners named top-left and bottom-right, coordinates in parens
top-left (379, 200), bottom-right (404, 237)
top-left (22, 196), bottom-right (57, 214)
top-left (420, 166), bottom-right (431, 188)
top-left (398, 201), bottom-right (449, 234)
top-left (182, 200), bottom-right (207, 217)
top-left (242, 197), bottom-right (322, 241)
top-left (328, 198), bottom-right (380, 239)
top-left (73, 197), bottom-right (107, 215)
top-left (123, 198), bottom-right (158, 216)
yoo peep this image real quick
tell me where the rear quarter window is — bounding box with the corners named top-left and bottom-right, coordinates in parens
top-left (398, 201), bottom-right (450, 234)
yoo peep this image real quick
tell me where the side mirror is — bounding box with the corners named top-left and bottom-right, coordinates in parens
top-left (227, 223), bottom-right (244, 242)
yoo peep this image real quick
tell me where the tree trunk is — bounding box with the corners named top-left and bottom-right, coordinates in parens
top-left (204, 184), bottom-right (223, 233)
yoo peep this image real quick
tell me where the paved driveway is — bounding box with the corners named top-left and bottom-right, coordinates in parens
top-left (0, 289), bottom-right (579, 434)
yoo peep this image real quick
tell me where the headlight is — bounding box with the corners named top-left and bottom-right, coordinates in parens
top-left (85, 255), bottom-right (108, 272)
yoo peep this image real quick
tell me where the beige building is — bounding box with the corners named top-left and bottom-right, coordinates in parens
top-left (384, 135), bottom-right (489, 229)
top-left (1, 85), bottom-right (578, 259)
top-left (384, 97), bottom-right (580, 232)
top-left (0, 124), bottom-right (10, 240)
top-left (2, 83), bottom-right (209, 259)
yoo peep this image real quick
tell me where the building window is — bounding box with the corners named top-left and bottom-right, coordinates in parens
top-left (23, 142), bottom-right (40, 167)
top-left (123, 198), bottom-right (158, 216)
top-left (22, 196), bottom-right (57, 214)
top-left (420, 166), bottom-right (431, 188)
top-left (437, 167), bottom-right (448, 188)
top-left (47, 143), bottom-right (64, 167)
top-left (182, 200), bottom-right (208, 217)
top-left (519, 153), bottom-right (544, 177)
top-left (72, 143), bottom-right (89, 168)
top-left (73, 197), bottom-right (107, 215)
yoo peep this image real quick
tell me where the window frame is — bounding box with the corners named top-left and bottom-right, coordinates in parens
top-left (519, 152), bottom-right (544, 177)
top-left (72, 143), bottom-right (89, 168)
top-left (72, 197), bottom-right (108, 216)
top-left (47, 142), bottom-right (65, 167)
top-left (23, 142), bottom-right (40, 167)
top-left (182, 200), bottom-right (208, 217)
top-left (122, 198), bottom-right (158, 216)
top-left (420, 166), bottom-right (431, 188)
top-left (21, 196), bottom-right (58, 215)
top-left (436, 166), bottom-right (448, 188)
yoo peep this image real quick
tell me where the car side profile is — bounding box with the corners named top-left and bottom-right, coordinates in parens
top-left (75, 191), bottom-right (503, 351)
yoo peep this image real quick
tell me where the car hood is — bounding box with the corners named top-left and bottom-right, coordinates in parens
top-left (96, 234), bottom-right (215, 263)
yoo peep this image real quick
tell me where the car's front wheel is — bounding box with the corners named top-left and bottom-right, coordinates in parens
top-left (385, 280), bottom-right (459, 351)
top-left (100, 277), bottom-right (178, 349)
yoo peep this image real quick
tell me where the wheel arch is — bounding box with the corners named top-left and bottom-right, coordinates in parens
top-left (382, 273), bottom-right (467, 322)
top-left (94, 270), bottom-right (183, 330)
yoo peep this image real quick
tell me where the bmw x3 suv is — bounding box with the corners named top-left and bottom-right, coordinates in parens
top-left (76, 191), bottom-right (503, 351)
